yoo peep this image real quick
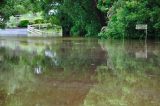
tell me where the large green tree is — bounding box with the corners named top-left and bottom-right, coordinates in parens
top-left (34, 0), bottom-right (106, 37)
top-left (62, 0), bottom-right (106, 37)
top-left (98, 0), bottom-right (160, 39)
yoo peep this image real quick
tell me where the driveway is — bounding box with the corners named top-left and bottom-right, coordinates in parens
top-left (0, 28), bottom-right (27, 36)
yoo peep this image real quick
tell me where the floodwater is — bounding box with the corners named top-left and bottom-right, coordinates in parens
top-left (0, 37), bottom-right (159, 106)
top-left (0, 29), bottom-right (27, 36)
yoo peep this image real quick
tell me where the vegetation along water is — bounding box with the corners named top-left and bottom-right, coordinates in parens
top-left (0, 0), bottom-right (160, 106)
top-left (0, 0), bottom-right (160, 38)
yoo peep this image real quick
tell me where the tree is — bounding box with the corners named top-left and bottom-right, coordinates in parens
top-left (34, 0), bottom-right (106, 37)
top-left (62, 0), bottom-right (106, 37)
top-left (0, 0), bottom-right (38, 28)
top-left (98, 0), bottom-right (160, 39)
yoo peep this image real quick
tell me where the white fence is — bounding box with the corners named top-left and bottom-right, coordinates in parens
top-left (27, 23), bottom-right (62, 37)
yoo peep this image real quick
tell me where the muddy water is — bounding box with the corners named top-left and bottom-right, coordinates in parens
top-left (0, 37), bottom-right (160, 106)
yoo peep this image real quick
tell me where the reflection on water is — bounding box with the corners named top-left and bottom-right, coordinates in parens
top-left (0, 37), bottom-right (160, 106)
top-left (84, 40), bottom-right (160, 106)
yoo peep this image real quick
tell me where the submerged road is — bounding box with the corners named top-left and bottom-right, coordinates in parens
top-left (0, 28), bottom-right (27, 36)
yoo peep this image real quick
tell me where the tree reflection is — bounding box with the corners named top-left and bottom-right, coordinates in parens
top-left (84, 40), bottom-right (160, 106)
top-left (0, 38), bottom-right (107, 106)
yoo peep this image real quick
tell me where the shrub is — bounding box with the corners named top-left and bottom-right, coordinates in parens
top-left (18, 20), bottom-right (30, 28)
top-left (34, 19), bottom-right (44, 24)
top-left (0, 22), bottom-right (5, 29)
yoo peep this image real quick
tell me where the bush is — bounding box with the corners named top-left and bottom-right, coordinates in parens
top-left (34, 19), bottom-right (44, 24)
top-left (0, 22), bottom-right (5, 29)
top-left (18, 20), bottom-right (30, 28)
top-left (6, 16), bottom-right (19, 28)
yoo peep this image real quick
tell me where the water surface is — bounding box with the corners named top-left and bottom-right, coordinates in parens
top-left (0, 37), bottom-right (159, 106)
top-left (0, 29), bottom-right (27, 36)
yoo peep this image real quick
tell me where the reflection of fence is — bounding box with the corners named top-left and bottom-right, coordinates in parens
top-left (27, 23), bottom-right (62, 37)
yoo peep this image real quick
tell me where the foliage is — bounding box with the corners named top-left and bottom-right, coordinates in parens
top-left (1, 0), bottom-right (160, 38)
top-left (34, 19), bottom-right (45, 24)
top-left (6, 16), bottom-right (19, 28)
top-left (18, 20), bottom-right (30, 28)
top-left (0, 21), bottom-right (5, 29)
top-left (20, 12), bottom-right (43, 23)
top-left (98, 0), bottom-right (160, 39)
top-left (62, 0), bottom-right (103, 37)
top-left (5, 12), bottom-right (44, 28)
top-left (32, 0), bottom-right (106, 37)
top-left (0, 0), bottom-right (40, 28)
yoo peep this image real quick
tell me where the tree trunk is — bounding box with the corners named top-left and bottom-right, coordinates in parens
top-left (93, 0), bottom-right (106, 27)
top-left (62, 26), bottom-right (70, 37)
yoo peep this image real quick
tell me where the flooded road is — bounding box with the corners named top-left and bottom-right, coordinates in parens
top-left (0, 37), bottom-right (160, 106)
top-left (0, 29), bottom-right (27, 36)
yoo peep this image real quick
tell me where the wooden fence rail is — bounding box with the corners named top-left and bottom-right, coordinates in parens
top-left (27, 23), bottom-right (62, 37)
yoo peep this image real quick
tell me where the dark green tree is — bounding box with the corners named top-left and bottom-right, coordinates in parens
top-left (34, 0), bottom-right (106, 37)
